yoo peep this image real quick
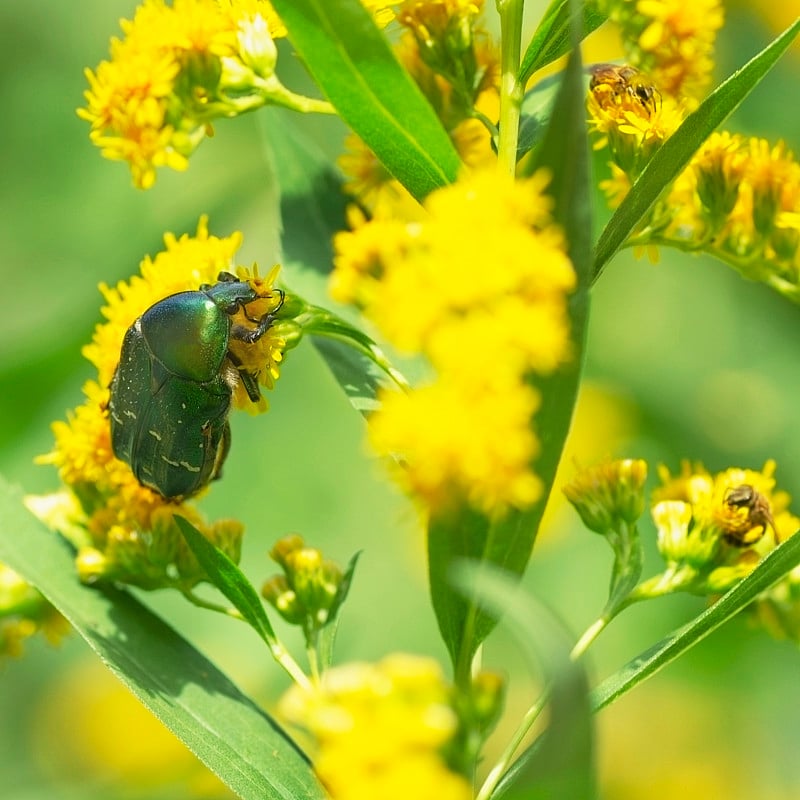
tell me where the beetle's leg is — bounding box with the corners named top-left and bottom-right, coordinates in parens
top-left (232, 290), bottom-right (286, 343)
top-left (225, 350), bottom-right (262, 403)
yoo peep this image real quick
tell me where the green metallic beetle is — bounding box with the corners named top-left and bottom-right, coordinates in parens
top-left (108, 272), bottom-right (283, 500)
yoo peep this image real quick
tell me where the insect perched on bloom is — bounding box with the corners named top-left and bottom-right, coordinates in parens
top-left (722, 483), bottom-right (777, 546)
top-left (108, 272), bottom-right (284, 500)
top-left (589, 63), bottom-right (661, 115)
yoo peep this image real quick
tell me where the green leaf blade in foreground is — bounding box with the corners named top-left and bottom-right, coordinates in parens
top-left (428, 33), bottom-right (592, 679)
top-left (175, 516), bottom-right (278, 646)
top-left (591, 531), bottom-right (800, 711)
top-left (270, 0), bottom-right (461, 201)
top-left (592, 16), bottom-right (800, 281)
top-left (0, 480), bottom-right (325, 800)
top-left (451, 563), bottom-right (595, 800)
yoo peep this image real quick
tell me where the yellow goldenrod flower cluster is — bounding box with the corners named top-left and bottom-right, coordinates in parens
top-left (597, 0), bottom-right (724, 106)
top-left (338, 1), bottom-right (500, 217)
top-left (332, 170), bottom-right (575, 515)
top-left (79, 0), bottom-right (394, 187)
top-left (279, 654), bottom-right (472, 800)
top-left (32, 217), bottom-right (286, 589)
top-left (0, 563), bottom-right (70, 658)
top-left (79, 0), bottom-right (280, 188)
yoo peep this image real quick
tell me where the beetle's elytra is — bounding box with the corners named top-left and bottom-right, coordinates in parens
top-left (108, 272), bottom-right (282, 500)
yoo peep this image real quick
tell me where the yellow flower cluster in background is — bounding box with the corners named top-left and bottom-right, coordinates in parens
top-left (587, 63), bottom-right (800, 293)
top-left (666, 134), bottom-right (800, 291)
top-left (279, 654), bottom-right (471, 800)
top-left (333, 170), bottom-right (575, 515)
top-left (31, 218), bottom-right (284, 589)
top-left (597, 0), bottom-right (724, 106)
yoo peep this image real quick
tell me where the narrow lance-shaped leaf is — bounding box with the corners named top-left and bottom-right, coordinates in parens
top-left (261, 115), bottom-right (397, 418)
top-left (428, 26), bottom-right (592, 677)
top-left (0, 479), bottom-right (325, 800)
top-left (590, 530), bottom-right (800, 711)
top-left (175, 515), bottom-right (278, 646)
top-left (518, 0), bottom-right (606, 87)
top-left (317, 550), bottom-right (361, 671)
top-left (592, 16), bottom-right (800, 282)
top-left (270, 0), bottom-right (461, 202)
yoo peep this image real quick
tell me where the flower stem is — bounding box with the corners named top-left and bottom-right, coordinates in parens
top-left (570, 614), bottom-right (611, 660)
top-left (181, 588), bottom-right (312, 690)
top-left (496, 0), bottom-right (525, 176)
top-left (475, 682), bottom-right (551, 800)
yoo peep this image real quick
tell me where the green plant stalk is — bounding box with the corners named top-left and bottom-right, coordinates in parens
top-left (182, 588), bottom-right (312, 690)
top-left (496, 0), bottom-right (525, 175)
top-left (475, 682), bottom-right (551, 800)
top-left (624, 232), bottom-right (800, 303)
top-left (299, 308), bottom-right (411, 392)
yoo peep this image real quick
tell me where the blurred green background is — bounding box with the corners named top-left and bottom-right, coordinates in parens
top-left (1, 2), bottom-right (799, 798)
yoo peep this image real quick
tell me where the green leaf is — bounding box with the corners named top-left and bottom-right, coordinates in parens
top-left (428, 32), bottom-right (592, 678)
top-left (451, 563), bottom-right (595, 800)
top-left (591, 530), bottom-right (800, 711)
top-left (317, 550), bottom-right (361, 671)
top-left (270, 0), bottom-right (461, 202)
top-left (261, 115), bottom-right (405, 418)
top-left (266, 117), bottom-right (348, 282)
top-left (519, 0), bottom-right (606, 87)
top-left (324, 550), bottom-right (361, 630)
top-left (0, 479), bottom-right (325, 800)
top-left (592, 16), bottom-right (800, 282)
top-left (175, 516), bottom-right (278, 646)
top-left (515, 74), bottom-right (561, 163)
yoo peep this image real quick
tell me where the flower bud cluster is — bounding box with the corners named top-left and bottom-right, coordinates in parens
top-left (262, 535), bottom-right (344, 633)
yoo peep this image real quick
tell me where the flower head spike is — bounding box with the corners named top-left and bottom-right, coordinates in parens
top-left (262, 535), bottom-right (346, 638)
top-left (333, 169), bottom-right (575, 516)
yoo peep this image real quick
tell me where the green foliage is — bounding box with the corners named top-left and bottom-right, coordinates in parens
top-left (0, 480), bottom-right (325, 800)
top-left (269, 0), bottom-right (461, 200)
top-left (3, 2), bottom-right (800, 799)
